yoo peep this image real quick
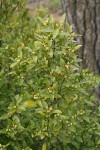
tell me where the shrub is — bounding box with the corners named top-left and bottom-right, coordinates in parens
top-left (0, 1), bottom-right (100, 150)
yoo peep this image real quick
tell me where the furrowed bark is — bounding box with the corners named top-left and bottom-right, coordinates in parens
top-left (63, 0), bottom-right (100, 103)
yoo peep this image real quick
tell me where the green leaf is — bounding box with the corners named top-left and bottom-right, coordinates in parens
top-left (10, 62), bottom-right (18, 68)
top-left (0, 114), bottom-right (9, 120)
top-left (59, 115), bottom-right (66, 120)
top-left (33, 56), bottom-right (38, 63)
top-left (71, 141), bottom-right (80, 149)
top-left (48, 50), bottom-right (53, 57)
top-left (95, 131), bottom-right (100, 136)
top-left (60, 13), bottom-right (66, 22)
top-left (97, 139), bottom-right (100, 144)
top-left (24, 101), bottom-right (37, 107)
top-left (41, 29), bottom-right (53, 33)
top-left (8, 109), bottom-right (16, 116)
top-left (53, 29), bottom-right (59, 39)
top-left (35, 108), bottom-right (45, 115)
top-left (18, 48), bottom-right (22, 58)
top-left (42, 101), bottom-right (48, 109)
top-left (83, 116), bottom-right (90, 122)
top-left (18, 106), bottom-right (26, 111)
top-left (76, 136), bottom-right (83, 143)
top-left (0, 129), bottom-right (5, 134)
top-left (37, 100), bottom-right (43, 107)
top-left (53, 110), bottom-right (62, 114)
top-left (13, 115), bottom-right (20, 124)
top-left (74, 45), bottom-right (82, 51)
top-left (15, 94), bottom-right (22, 103)
top-left (66, 23), bottom-right (72, 32)
top-left (42, 143), bottom-right (46, 150)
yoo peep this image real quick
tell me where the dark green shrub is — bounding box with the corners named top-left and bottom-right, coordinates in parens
top-left (0, 1), bottom-right (100, 150)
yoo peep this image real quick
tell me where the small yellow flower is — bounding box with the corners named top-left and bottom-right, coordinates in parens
top-left (44, 57), bottom-right (47, 60)
top-left (72, 116), bottom-right (75, 119)
top-left (44, 22), bottom-right (47, 26)
top-left (45, 47), bottom-right (49, 50)
top-left (46, 19), bottom-right (48, 22)
top-left (34, 93), bottom-right (39, 99)
top-left (47, 109), bottom-right (50, 113)
top-left (13, 106), bottom-right (17, 108)
top-left (49, 107), bottom-right (52, 111)
top-left (21, 43), bottom-right (24, 48)
top-left (34, 95), bottom-right (38, 99)
top-left (48, 90), bottom-right (52, 93)
top-left (70, 123), bottom-right (72, 126)
top-left (60, 20), bottom-right (63, 23)
top-left (44, 44), bottom-right (46, 47)
top-left (56, 23), bottom-right (59, 27)
top-left (16, 58), bottom-right (20, 62)
top-left (32, 51), bottom-right (36, 54)
top-left (5, 46), bottom-right (9, 49)
top-left (65, 64), bottom-right (69, 69)
top-left (72, 49), bottom-right (75, 52)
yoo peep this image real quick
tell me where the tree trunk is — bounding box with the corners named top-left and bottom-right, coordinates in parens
top-left (64, 0), bottom-right (100, 102)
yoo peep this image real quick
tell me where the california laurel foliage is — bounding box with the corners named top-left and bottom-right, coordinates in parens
top-left (0, 0), bottom-right (100, 150)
